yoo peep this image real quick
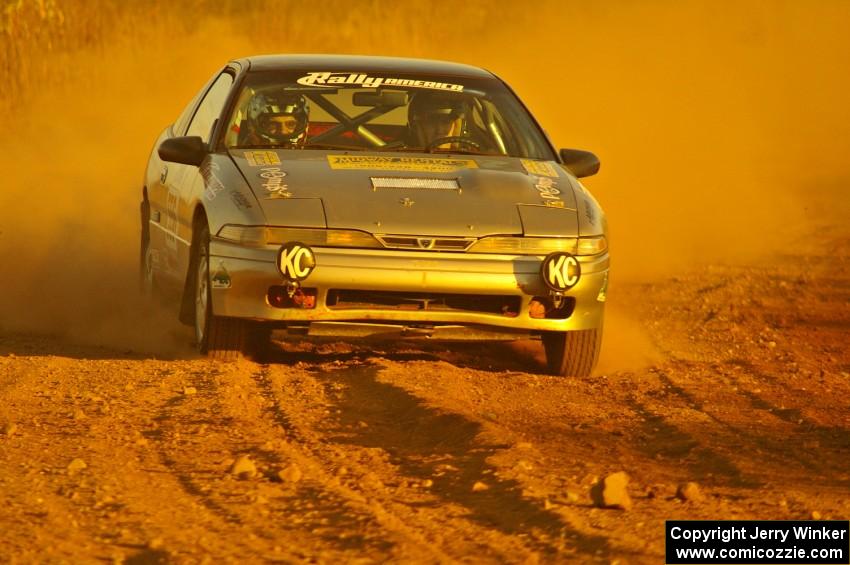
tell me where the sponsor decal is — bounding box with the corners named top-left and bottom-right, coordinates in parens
top-left (533, 175), bottom-right (564, 207)
top-left (277, 242), bottom-right (316, 281)
top-left (541, 252), bottom-right (581, 291)
top-left (244, 150), bottom-right (280, 167)
top-left (259, 167), bottom-right (293, 199)
top-left (297, 72), bottom-right (464, 92)
top-left (211, 262), bottom-right (232, 289)
top-left (164, 187), bottom-right (180, 250)
top-left (327, 155), bottom-right (477, 173)
top-left (597, 272), bottom-right (608, 302)
top-left (203, 159), bottom-right (256, 209)
top-left (230, 191), bottom-right (253, 210)
top-left (521, 159), bottom-right (559, 177)
top-left (201, 161), bottom-right (226, 202)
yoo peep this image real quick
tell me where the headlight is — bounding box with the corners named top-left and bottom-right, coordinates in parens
top-left (216, 225), bottom-right (267, 246)
top-left (468, 237), bottom-right (576, 254)
top-left (216, 225), bottom-right (382, 248)
top-left (467, 236), bottom-right (606, 255)
top-left (576, 236), bottom-right (607, 255)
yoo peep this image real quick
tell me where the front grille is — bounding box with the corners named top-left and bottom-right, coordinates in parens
top-left (375, 234), bottom-right (476, 251)
top-left (326, 290), bottom-right (521, 316)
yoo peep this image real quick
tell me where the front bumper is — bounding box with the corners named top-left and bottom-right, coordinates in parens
top-left (209, 240), bottom-right (608, 336)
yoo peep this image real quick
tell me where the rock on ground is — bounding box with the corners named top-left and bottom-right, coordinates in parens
top-left (591, 472), bottom-right (632, 511)
top-left (676, 482), bottom-right (704, 502)
top-left (277, 463), bottom-right (302, 483)
top-left (230, 455), bottom-right (257, 479)
top-left (67, 458), bottom-right (87, 474)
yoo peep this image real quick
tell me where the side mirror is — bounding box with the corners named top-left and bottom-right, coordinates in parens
top-left (559, 148), bottom-right (600, 178)
top-left (158, 136), bottom-right (206, 167)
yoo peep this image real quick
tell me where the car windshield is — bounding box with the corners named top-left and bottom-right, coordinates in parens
top-left (223, 70), bottom-right (556, 159)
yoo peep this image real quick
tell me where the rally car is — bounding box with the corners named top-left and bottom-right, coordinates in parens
top-left (141, 55), bottom-right (608, 376)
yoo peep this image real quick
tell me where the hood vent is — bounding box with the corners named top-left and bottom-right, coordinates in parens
top-left (371, 177), bottom-right (459, 191)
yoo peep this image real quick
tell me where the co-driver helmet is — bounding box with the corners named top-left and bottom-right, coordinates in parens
top-left (247, 91), bottom-right (309, 146)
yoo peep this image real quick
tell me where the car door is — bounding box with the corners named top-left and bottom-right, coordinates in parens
top-left (149, 70), bottom-right (235, 288)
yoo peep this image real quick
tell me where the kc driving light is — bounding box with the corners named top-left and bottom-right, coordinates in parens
top-left (278, 242), bottom-right (316, 281)
top-left (217, 225), bottom-right (382, 248)
top-left (541, 252), bottom-right (581, 291)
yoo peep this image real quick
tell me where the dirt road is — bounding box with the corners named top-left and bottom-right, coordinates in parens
top-left (1, 230), bottom-right (848, 564)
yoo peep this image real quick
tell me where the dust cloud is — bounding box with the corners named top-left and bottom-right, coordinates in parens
top-left (1, 1), bottom-right (847, 366)
top-left (0, 17), bottom-right (253, 354)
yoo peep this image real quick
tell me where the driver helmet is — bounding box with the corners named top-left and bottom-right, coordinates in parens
top-left (408, 92), bottom-right (469, 148)
top-left (247, 91), bottom-right (309, 146)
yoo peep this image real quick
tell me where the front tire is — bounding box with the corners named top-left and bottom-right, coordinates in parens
top-left (542, 328), bottom-right (602, 377)
top-left (193, 224), bottom-right (246, 360)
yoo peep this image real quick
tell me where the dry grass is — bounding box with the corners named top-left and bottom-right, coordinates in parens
top-left (0, 0), bottom-right (501, 112)
top-left (2, 0), bottom-right (130, 104)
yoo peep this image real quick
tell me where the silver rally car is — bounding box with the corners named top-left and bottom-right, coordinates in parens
top-left (142, 54), bottom-right (608, 376)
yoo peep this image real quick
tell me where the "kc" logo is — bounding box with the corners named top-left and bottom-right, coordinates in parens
top-left (542, 252), bottom-right (580, 291)
top-left (278, 242), bottom-right (316, 281)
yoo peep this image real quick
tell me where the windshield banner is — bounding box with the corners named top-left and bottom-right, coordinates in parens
top-left (327, 155), bottom-right (478, 173)
top-left (297, 72), bottom-right (464, 92)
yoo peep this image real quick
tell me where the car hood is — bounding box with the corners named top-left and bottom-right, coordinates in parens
top-left (229, 149), bottom-right (579, 237)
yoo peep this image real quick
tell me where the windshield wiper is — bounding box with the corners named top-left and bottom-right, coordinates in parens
top-left (428, 148), bottom-right (506, 157)
top-left (301, 143), bottom-right (369, 151)
top-left (231, 144), bottom-right (282, 149)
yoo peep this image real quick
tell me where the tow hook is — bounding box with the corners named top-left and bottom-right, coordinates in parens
top-left (285, 280), bottom-right (300, 298)
top-left (550, 290), bottom-right (566, 310)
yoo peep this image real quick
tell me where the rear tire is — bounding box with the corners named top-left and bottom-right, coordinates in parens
top-left (140, 199), bottom-right (155, 298)
top-left (542, 328), bottom-right (602, 377)
top-left (140, 236), bottom-right (155, 298)
top-left (193, 224), bottom-right (246, 361)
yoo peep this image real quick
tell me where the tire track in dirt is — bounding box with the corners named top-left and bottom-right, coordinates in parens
top-left (647, 362), bottom-right (850, 487)
top-left (0, 356), bottom-right (275, 562)
top-left (253, 351), bottom-right (634, 562)
top-left (243, 360), bottom-right (472, 563)
top-left (620, 363), bottom-right (844, 492)
top-left (624, 395), bottom-right (758, 489)
top-left (620, 252), bottom-right (850, 495)
top-left (695, 361), bottom-right (849, 484)
top-left (115, 361), bottom-right (297, 561)
top-left (151, 386), bottom-right (246, 527)
top-left (587, 361), bottom-right (760, 490)
top-left (150, 361), bottom-right (406, 561)
top-left (0, 356), bottom-right (108, 560)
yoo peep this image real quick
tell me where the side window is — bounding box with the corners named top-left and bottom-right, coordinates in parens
top-left (173, 86), bottom-right (206, 137)
top-left (186, 72), bottom-right (234, 143)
